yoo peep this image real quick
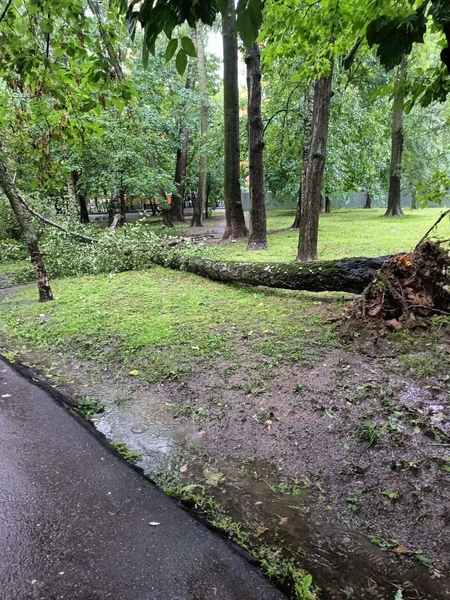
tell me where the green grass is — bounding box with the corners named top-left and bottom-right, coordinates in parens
top-left (0, 267), bottom-right (337, 382)
top-left (204, 208), bottom-right (450, 263)
top-left (0, 259), bottom-right (29, 275)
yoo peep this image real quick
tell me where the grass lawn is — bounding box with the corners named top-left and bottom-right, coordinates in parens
top-left (0, 267), bottom-right (336, 381)
top-left (202, 207), bottom-right (450, 262)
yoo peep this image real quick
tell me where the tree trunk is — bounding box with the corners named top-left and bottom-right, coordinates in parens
top-left (148, 151), bottom-right (174, 228)
top-left (292, 87), bottom-right (314, 229)
top-left (364, 192), bottom-right (372, 209)
top-left (385, 56), bottom-right (407, 218)
top-left (222, 0), bottom-right (248, 240)
top-left (161, 208), bottom-right (174, 228)
top-left (172, 76), bottom-right (192, 222)
top-left (411, 189), bottom-right (418, 210)
top-left (173, 135), bottom-right (188, 221)
top-left (0, 159), bottom-right (53, 302)
top-left (79, 192), bottom-right (90, 223)
top-left (205, 175), bottom-right (211, 218)
top-left (191, 22), bottom-right (208, 228)
top-left (436, 15), bottom-right (450, 73)
top-left (108, 195), bottom-right (116, 226)
top-left (70, 170), bottom-right (90, 223)
top-left (245, 44), bottom-right (267, 251)
top-left (149, 248), bottom-right (388, 294)
top-left (76, 180), bottom-right (90, 224)
top-left (119, 189), bottom-right (126, 226)
top-left (325, 195), bottom-right (331, 213)
top-left (297, 62), bottom-right (334, 262)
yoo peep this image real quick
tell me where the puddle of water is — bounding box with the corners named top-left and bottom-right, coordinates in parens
top-left (96, 398), bottom-right (448, 600)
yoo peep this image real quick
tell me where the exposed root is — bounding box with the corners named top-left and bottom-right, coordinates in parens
top-left (348, 239), bottom-right (450, 329)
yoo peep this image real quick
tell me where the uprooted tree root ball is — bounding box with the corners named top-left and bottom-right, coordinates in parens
top-left (349, 239), bottom-right (450, 328)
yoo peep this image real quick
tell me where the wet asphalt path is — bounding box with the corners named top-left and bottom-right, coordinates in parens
top-left (0, 358), bottom-right (286, 600)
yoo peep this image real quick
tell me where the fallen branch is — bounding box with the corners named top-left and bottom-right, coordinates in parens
top-left (417, 208), bottom-right (450, 245)
top-left (19, 197), bottom-right (98, 244)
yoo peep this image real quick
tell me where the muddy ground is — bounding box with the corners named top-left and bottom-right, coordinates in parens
top-left (1, 220), bottom-right (450, 599)
top-left (2, 302), bottom-right (449, 599)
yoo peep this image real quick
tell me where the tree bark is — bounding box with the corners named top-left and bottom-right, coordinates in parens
top-left (147, 151), bottom-right (174, 228)
top-left (191, 22), bottom-right (208, 228)
top-left (325, 195), bottom-right (331, 213)
top-left (71, 170), bottom-right (90, 223)
top-left (0, 158), bottom-right (53, 301)
top-left (292, 87), bottom-right (314, 229)
top-left (364, 192), bottom-right (372, 209)
top-left (119, 188), bottom-right (126, 226)
top-left (161, 208), bottom-right (174, 228)
top-left (172, 75), bottom-right (193, 222)
top-left (385, 56), bottom-right (407, 218)
top-left (222, 0), bottom-right (248, 240)
top-left (297, 61), bottom-right (334, 261)
top-left (246, 44), bottom-right (267, 251)
top-left (149, 247), bottom-right (388, 294)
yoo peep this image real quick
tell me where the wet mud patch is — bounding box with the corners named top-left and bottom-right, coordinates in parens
top-left (5, 320), bottom-right (450, 599)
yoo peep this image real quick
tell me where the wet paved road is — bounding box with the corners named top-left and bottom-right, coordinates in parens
top-left (0, 358), bottom-right (286, 600)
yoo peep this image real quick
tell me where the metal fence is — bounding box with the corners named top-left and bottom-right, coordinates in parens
top-left (240, 189), bottom-right (450, 210)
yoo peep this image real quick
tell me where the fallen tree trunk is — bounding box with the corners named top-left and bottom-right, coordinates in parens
top-left (150, 249), bottom-right (389, 294)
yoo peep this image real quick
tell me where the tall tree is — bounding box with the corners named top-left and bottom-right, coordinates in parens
top-left (0, 158), bottom-right (53, 302)
top-left (191, 22), bottom-right (208, 227)
top-left (246, 43), bottom-right (267, 250)
top-left (70, 171), bottom-right (90, 223)
top-left (385, 56), bottom-right (407, 217)
top-left (222, 0), bottom-right (248, 239)
top-left (297, 62), bottom-right (334, 262)
top-left (172, 75), bottom-right (193, 222)
top-left (292, 87), bottom-right (314, 229)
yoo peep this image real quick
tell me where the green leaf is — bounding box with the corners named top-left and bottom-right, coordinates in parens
top-left (236, 0), bottom-right (262, 47)
top-left (181, 36), bottom-right (197, 58)
top-left (175, 48), bottom-right (188, 76)
top-left (80, 99), bottom-right (97, 112)
top-left (165, 38), bottom-right (178, 63)
top-left (343, 36), bottom-right (364, 70)
top-left (366, 5), bottom-right (427, 71)
top-left (430, 0), bottom-right (450, 26)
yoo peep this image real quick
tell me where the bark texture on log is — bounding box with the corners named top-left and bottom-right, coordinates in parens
top-left (150, 250), bottom-right (388, 294)
top-left (246, 43), bottom-right (267, 251)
